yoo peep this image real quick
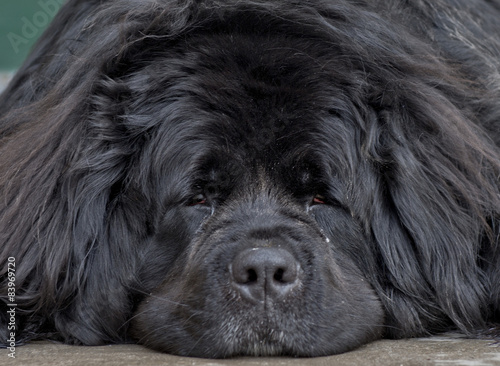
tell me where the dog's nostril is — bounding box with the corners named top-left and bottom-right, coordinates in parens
top-left (246, 268), bottom-right (258, 283)
top-left (230, 247), bottom-right (300, 303)
top-left (274, 268), bottom-right (284, 282)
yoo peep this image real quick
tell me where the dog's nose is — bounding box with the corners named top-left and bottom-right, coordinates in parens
top-left (230, 247), bottom-right (300, 303)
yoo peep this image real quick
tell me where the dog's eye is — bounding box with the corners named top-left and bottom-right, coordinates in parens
top-left (189, 194), bottom-right (207, 206)
top-left (312, 194), bottom-right (327, 205)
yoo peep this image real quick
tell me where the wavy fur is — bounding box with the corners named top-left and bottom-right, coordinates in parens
top-left (1, 0), bottom-right (500, 358)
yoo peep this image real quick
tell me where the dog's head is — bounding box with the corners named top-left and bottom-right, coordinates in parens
top-left (105, 17), bottom-right (488, 355)
top-left (123, 41), bottom-right (385, 355)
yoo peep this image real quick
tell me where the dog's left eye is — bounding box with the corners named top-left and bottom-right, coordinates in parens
top-left (189, 194), bottom-right (207, 206)
top-left (312, 194), bottom-right (327, 205)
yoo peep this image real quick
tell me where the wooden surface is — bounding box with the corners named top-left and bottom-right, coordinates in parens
top-left (1, 334), bottom-right (499, 366)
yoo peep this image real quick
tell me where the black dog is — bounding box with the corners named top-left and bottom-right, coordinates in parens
top-left (1, 0), bottom-right (500, 358)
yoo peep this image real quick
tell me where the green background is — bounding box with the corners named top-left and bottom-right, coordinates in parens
top-left (0, 1), bottom-right (62, 71)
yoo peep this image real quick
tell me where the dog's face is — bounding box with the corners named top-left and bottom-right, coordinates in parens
top-left (126, 33), bottom-right (383, 357)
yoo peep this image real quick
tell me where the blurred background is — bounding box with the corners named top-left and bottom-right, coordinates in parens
top-left (0, 0), bottom-right (62, 92)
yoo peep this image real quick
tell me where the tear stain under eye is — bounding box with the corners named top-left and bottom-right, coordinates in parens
top-left (318, 227), bottom-right (330, 243)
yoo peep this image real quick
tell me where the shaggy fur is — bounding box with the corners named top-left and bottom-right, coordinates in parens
top-left (1, 0), bottom-right (500, 358)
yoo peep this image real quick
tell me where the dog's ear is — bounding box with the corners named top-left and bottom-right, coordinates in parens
top-left (0, 59), bottom-right (136, 347)
top-left (361, 78), bottom-right (500, 336)
top-left (0, 1), bottom-right (166, 345)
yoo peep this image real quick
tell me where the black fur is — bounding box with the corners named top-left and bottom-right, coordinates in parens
top-left (1, 0), bottom-right (500, 358)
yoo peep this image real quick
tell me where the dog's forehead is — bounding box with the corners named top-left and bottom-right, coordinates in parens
top-left (190, 108), bottom-right (320, 173)
top-left (168, 33), bottom-right (330, 130)
top-left (184, 45), bottom-right (325, 159)
top-left (136, 32), bottom-right (356, 188)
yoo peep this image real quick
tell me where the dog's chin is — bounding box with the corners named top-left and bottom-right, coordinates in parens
top-left (135, 317), bottom-right (380, 358)
top-left (131, 287), bottom-right (384, 358)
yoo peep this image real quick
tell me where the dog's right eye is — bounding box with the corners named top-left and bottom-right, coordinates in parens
top-left (189, 194), bottom-right (207, 206)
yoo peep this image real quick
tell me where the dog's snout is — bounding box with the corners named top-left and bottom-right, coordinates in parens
top-left (230, 247), bottom-right (300, 303)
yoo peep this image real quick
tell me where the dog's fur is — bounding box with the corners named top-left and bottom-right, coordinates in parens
top-left (1, 0), bottom-right (500, 358)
